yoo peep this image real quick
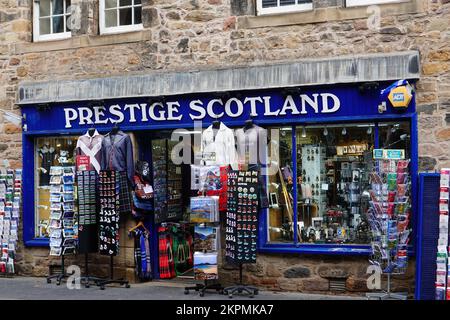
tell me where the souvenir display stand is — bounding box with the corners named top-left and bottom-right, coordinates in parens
top-left (0, 168), bottom-right (22, 277)
top-left (76, 170), bottom-right (103, 288)
top-left (435, 168), bottom-right (450, 300)
top-left (47, 165), bottom-right (77, 285)
top-left (366, 158), bottom-right (411, 300)
top-left (224, 170), bottom-right (259, 298)
top-left (184, 190), bottom-right (222, 296)
top-left (97, 170), bottom-right (130, 290)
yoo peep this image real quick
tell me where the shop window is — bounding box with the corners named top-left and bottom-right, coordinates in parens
top-left (267, 127), bottom-right (294, 243)
top-left (378, 122), bottom-right (411, 159)
top-left (35, 136), bottom-right (77, 238)
top-left (33, 0), bottom-right (72, 42)
top-left (295, 124), bottom-right (376, 245)
top-left (99, 0), bottom-right (143, 35)
top-left (257, 0), bottom-right (313, 15)
top-left (346, 0), bottom-right (408, 7)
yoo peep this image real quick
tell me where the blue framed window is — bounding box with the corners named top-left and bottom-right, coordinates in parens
top-left (257, 116), bottom-right (418, 256)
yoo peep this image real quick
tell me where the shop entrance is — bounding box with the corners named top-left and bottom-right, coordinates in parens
top-left (136, 130), bottom-right (197, 280)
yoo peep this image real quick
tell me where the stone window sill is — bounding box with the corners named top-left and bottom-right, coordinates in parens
top-left (238, 0), bottom-right (423, 29)
top-left (14, 29), bottom-right (151, 55)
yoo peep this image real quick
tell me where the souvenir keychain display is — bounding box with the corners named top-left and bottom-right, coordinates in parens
top-left (76, 170), bottom-right (99, 253)
top-left (226, 170), bottom-right (259, 264)
top-left (48, 165), bottom-right (77, 257)
top-left (0, 168), bottom-right (22, 275)
top-left (224, 169), bottom-right (259, 298)
top-left (366, 158), bottom-right (411, 300)
top-left (436, 168), bottom-right (450, 300)
top-left (98, 170), bottom-right (120, 256)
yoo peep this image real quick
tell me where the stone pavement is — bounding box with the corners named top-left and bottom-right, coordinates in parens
top-left (0, 277), bottom-right (364, 300)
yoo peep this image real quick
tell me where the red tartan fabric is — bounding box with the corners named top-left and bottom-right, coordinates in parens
top-left (158, 226), bottom-right (176, 279)
top-left (158, 227), bottom-right (171, 279)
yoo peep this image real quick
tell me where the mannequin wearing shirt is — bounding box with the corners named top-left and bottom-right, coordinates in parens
top-left (201, 120), bottom-right (238, 169)
top-left (76, 128), bottom-right (103, 173)
top-left (235, 119), bottom-right (268, 168)
top-left (235, 119), bottom-right (269, 209)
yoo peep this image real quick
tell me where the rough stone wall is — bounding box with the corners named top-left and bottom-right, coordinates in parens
top-left (0, 0), bottom-right (449, 293)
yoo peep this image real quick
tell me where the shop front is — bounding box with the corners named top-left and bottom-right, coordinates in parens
top-left (18, 77), bottom-right (418, 286)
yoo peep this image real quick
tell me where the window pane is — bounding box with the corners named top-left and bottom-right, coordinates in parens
top-left (119, 7), bottom-right (132, 25)
top-left (280, 0), bottom-right (296, 5)
top-left (267, 127), bottom-right (294, 243)
top-left (52, 15), bottom-right (65, 33)
top-left (66, 0), bottom-right (71, 10)
top-left (134, 0), bottom-right (141, 4)
top-left (105, 9), bottom-right (117, 27)
top-left (39, 17), bottom-right (51, 35)
top-left (52, 0), bottom-right (64, 15)
top-left (105, 0), bottom-right (117, 9)
top-left (262, 0), bottom-right (277, 8)
top-left (134, 6), bottom-right (142, 24)
top-left (378, 122), bottom-right (411, 159)
top-left (39, 0), bottom-right (51, 17)
top-left (295, 124), bottom-right (375, 245)
top-left (35, 137), bottom-right (77, 238)
top-left (119, 0), bottom-right (132, 6)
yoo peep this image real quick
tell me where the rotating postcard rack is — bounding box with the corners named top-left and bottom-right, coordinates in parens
top-left (366, 158), bottom-right (411, 300)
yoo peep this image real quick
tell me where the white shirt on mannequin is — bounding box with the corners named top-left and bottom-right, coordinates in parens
top-left (201, 122), bottom-right (238, 169)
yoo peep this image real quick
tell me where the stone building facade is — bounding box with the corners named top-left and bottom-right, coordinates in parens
top-left (0, 0), bottom-right (449, 295)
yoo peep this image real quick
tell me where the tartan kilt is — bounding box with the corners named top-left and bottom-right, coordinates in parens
top-left (118, 171), bottom-right (132, 215)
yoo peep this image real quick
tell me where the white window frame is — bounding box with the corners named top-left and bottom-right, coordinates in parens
top-left (33, 0), bottom-right (72, 42)
top-left (257, 1), bottom-right (313, 15)
top-left (346, 0), bottom-right (409, 7)
top-left (99, 0), bottom-right (143, 35)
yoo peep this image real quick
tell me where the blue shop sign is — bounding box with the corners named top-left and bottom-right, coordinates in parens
top-left (21, 83), bottom-right (415, 134)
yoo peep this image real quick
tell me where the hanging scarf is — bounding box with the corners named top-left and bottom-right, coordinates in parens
top-left (134, 233), bottom-right (142, 279)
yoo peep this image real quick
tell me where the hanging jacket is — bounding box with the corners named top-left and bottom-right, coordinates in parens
top-left (101, 131), bottom-right (135, 185)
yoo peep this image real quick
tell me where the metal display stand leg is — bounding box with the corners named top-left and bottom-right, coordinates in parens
top-left (366, 273), bottom-right (408, 300)
top-left (46, 255), bottom-right (69, 286)
top-left (184, 279), bottom-right (224, 297)
top-left (97, 256), bottom-right (130, 290)
top-left (77, 253), bottom-right (103, 288)
top-left (223, 264), bottom-right (259, 299)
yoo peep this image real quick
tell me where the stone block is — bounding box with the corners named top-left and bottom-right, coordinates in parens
top-left (223, 16), bottom-right (236, 31)
top-left (185, 11), bottom-right (216, 22)
top-left (283, 266), bottom-right (311, 278)
top-left (278, 279), bottom-right (299, 291)
top-left (11, 19), bottom-right (30, 33)
top-left (346, 276), bottom-right (368, 292)
top-left (317, 265), bottom-right (350, 278)
top-left (300, 278), bottom-right (329, 292)
top-left (423, 62), bottom-right (450, 75)
top-left (436, 128), bottom-right (450, 141)
top-left (9, 57), bottom-right (20, 66)
top-left (4, 123), bottom-right (21, 134)
top-left (266, 264), bottom-right (282, 277)
top-left (429, 49), bottom-right (450, 61)
top-left (142, 7), bottom-right (160, 28)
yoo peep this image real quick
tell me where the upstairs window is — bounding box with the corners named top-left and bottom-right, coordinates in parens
top-left (257, 0), bottom-right (313, 15)
top-left (99, 0), bottom-right (143, 35)
top-left (33, 0), bottom-right (72, 42)
top-left (346, 0), bottom-right (408, 6)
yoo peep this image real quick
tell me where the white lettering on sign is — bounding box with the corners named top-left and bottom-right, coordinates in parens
top-left (63, 93), bottom-right (342, 128)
